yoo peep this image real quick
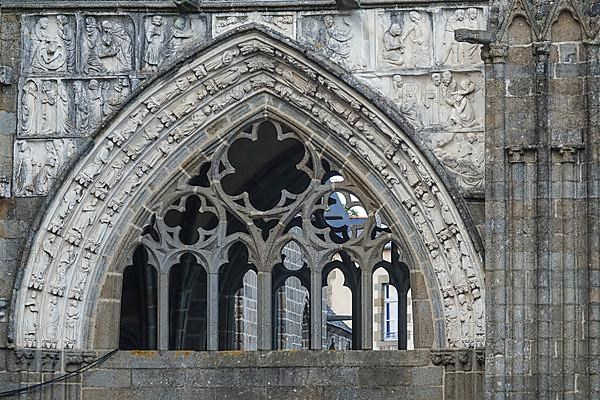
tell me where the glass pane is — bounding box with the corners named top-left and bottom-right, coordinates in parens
top-left (119, 245), bottom-right (158, 350)
top-left (169, 253), bottom-right (207, 350)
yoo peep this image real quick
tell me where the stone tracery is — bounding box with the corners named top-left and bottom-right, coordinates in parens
top-left (12, 28), bottom-right (484, 351)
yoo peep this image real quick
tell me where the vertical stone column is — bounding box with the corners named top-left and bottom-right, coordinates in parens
top-left (256, 271), bottom-right (272, 350)
top-left (206, 272), bottom-right (219, 351)
top-left (310, 269), bottom-right (323, 350)
top-left (158, 272), bottom-right (169, 350)
top-left (483, 42), bottom-right (510, 399)
top-left (360, 269), bottom-right (373, 350)
top-left (584, 40), bottom-right (600, 398)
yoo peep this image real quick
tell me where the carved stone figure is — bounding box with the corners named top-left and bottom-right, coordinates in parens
top-left (440, 9), bottom-right (465, 65)
top-left (58, 83), bottom-right (73, 135)
top-left (67, 199), bottom-right (98, 245)
top-left (163, 16), bottom-right (193, 58)
top-left (43, 296), bottom-right (59, 348)
top-left (76, 141), bottom-right (114, 186)
top-left (50, 247), bottom-right (77, 296)
top-left (70, 253), bottom-right (94, 300)
top-left (56, 15), bottom-right (75, 72)
top-left (392, 75), bottom-right (423, 129)
top-left (48, 184), bottom-right (84, 233)
top-left (383, 23), bottom-right (405, 66)
top-left (463, 8), bottom-right (481, 62)
top-left (444, 297), bottom-right (460, 347)
top-left (32, 141), bottom-right (59, 195)
top-left (472, 287), bottom-right (484, 337)
top-left (29, 234), bottom-right (57, 290)
top-left (144, 16), bottom-right (165, 71)
top-left (106, 78), bottom-right (130, 115)
top-left (30, 17), bottom-right (65, 71)
top-left (98, 20), bottom-right (133, 72)
top-left (446, 79), bottom-right (478, 129)
top-left (23, 293), bottom-right (39, 347)
top-left (64, 299), bottom-right (79, 348)
top-left (15, 141), bottom-right (36, 196)
top-left (40, 80), bottom-right (58, 135)
top-left (21, 80), bottom-right (39, 136)
top-left (458, 293), bottom-right (473, 342)
top-left (402, 11), bottom-right (431, 67)
top-left (323, 16), bottom-right (352, 65)
top-left (74, 81), bottom-right (90, 133)
top-left (88, 79), bottom-right (104, 129)
top-left (84, 17), bottom-right (106, 74)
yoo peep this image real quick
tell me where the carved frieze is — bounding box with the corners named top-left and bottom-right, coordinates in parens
top-left (13, 139), bottom-right (77, 197)
top-left (378, 10), bottom-right (434, 70)
top-left (437, 8), bottom-right (485, 66)
top-left (82, 15), bottom-right (134, 74)
top-left (143, 15), bottom-right (208, 72)
top-left (213, 14), bottom-right (295, 38)
top-left (19, 79), bottom-right (73, 138)
top-left (22, 15), bottom-right (77, 74)
top-left (299, 13), bottom-right (369, 72)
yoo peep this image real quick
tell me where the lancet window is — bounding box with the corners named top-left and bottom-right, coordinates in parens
top-left (119, 120), bottom-right (412, 351)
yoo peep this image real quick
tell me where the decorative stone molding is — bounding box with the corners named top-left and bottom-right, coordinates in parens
top-left (431, 348), bottom-right (482, 372)
top-left (11, 27), bottom-right (485, 351)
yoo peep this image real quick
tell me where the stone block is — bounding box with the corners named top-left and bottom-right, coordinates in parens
top-left (82, 368), bottom-right (131, 388)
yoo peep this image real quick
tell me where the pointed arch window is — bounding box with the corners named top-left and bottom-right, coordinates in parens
top-left (119, 120), bottom-right (414, 351)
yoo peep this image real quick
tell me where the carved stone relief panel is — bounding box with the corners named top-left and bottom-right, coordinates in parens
top-left (142, 15), bottom-right (209, 72)
top-left (213, 13), bottom-right (295, 38)
top-left (13, 138), bottom-right (77, 197)
top-left (81, 15), bottom-right (135, 75)
top-left (436, 8), bottom-right (485, 67)
top-left (22, 15), bottom-right (77, 74)
top-left (298, 12), bottom-right (370, 72)
top-left (19, 79), bottom-right (74, 138)
top-left (371, 70), bottom-right (484, 193)
top-left (377, 10), bottom-right (434, 70)
top-left (72, 77), bottom-right (132, 134)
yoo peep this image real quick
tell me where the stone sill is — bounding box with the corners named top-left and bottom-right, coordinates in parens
top-left (100, 349), bottom-right (434, 369)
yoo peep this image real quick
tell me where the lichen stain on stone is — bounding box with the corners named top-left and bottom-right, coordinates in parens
top-left (131, 350), bottom-right (158, 357)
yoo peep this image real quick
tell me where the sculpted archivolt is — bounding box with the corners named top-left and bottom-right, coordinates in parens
top-left (13, 30), bottom-right (484, 351)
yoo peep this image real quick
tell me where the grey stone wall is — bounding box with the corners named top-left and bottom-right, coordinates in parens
top-left (0, 348), bottom-right (484, 399)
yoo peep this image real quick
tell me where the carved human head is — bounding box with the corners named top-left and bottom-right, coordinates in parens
top-left (389, 23), bottom-right (402, 36)
top-left (101, 20), bottom-right (113, 33)
top-left (467, 8), bottom-right (478, 20)
top-left (441, 71), bottom-right (453, 85)
top-left (431, 73), bottom-right (441, 86)
top-left (458, 293), bottom-right (466, 304)
top-left (455, 9), bottom-right (466, 21)
top-left (85, 17), bottom-right (97, 30)
top-left (174, 16), bottom-right (186, 29)
top-left (88, 79), bottom-right (99, 90)
top-left (444, 297), bottom-right (454, 308)
top-left (39, 17), bottom-right (49, 29)
top-left (57, 15), bottom-right (68, 27)
top-left (409, 11), bottom-right (421, 22)
top-left (151, 16), bottom-right (163, 26)
top-left (392, 74), bottom-right (404, 87)
top-left (324, 16), bottom-right (334, 28)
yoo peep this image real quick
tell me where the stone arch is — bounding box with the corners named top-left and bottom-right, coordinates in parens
top-left (11, 26), bottom-right (485, 351)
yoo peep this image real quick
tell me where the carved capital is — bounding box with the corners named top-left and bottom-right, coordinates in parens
top-left (506, 146), bottom-right (537, 164)
top-left (488, 43), bottom-right (509, 64)
top-left (533, 41), bottom-right (552, 63)
top-left (431, 349), bottom-right (477, 372)
top-left (552, 145), bottom-right (583, 164)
